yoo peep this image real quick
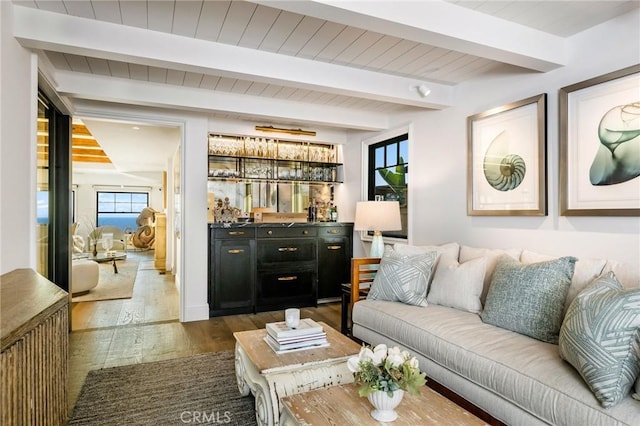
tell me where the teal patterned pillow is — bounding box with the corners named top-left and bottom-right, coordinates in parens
top-left (481, 256), bottom-right (576, 343)
top-left (559, 272), bottom-right (640, 408)
top-left (367, 249), bottom-right (438, 306)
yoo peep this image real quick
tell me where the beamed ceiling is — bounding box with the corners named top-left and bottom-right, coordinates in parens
top-left (12, 0), bottom-right (640, 173)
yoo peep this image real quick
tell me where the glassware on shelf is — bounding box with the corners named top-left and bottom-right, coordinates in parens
top-left (245, 137), bottom-right (258, 157)
top-left (208, 134), bottom-right (244, 156)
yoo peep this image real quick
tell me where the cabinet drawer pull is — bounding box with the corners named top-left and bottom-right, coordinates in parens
top-left (328, 229), bottom-right (340, 234)
top-left (303, 230), bottom-right (309, 235)
top-left (327, 245), bottom-right (342, 250)
top-left (227, 249), bottom-right (245, 254)
top-left (228, 231), bottom-right (245, 236)
top-left (267, 230), bottom-right (273, 235)
top-left (277, 276), bottom-right (297, 281)
top-left (278, 247), bottom-right (298, 252)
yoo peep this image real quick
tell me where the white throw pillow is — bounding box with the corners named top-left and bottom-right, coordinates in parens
top-left (427, 256), bottom-right (487, 313)
top-left (459, 246), bottom-right (522, 304)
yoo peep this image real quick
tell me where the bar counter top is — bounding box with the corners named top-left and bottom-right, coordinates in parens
top-left (208, 221), bottom-right (353, 228)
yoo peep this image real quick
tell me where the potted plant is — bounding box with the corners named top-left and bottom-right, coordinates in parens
top-left (347, 343), bottom-right (426, 422)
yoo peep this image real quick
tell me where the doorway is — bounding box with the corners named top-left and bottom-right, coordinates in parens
top-left (70, 117), bottom-right (181, 330)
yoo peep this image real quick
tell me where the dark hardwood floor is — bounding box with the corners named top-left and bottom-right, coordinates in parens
top-left (69, 251), bottom-right (502, 425)
top-left (69, 250), bottom-right (341, 413)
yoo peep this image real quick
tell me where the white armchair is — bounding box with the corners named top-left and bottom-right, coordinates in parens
top-left (87, 226), bottom-right (127, 252)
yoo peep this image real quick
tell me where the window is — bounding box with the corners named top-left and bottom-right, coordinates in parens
top-left (367, 133), bottom-right (408, 239)
top-left (97, 191), bottom-right (148, 231)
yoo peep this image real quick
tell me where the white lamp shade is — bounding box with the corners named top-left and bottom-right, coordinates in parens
top-left (353, 201), bottom-right (402, 232)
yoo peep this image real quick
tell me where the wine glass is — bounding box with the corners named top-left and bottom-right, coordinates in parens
top-left (102, 233), bottom-right (114, 255)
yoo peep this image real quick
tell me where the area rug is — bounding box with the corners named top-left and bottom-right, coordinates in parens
top-left (72, 259), bottom-right (139, 302)
top-left (137, 259), bottom-right (156, 271)
top-left (69, 351), bottom-right (256, 425)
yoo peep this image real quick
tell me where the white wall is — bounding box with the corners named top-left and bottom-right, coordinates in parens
top-left (180, 114), bottom-right (209, 321)
top-left (0, 1), bottom-right (38, 274)
top-left (343, 10), bottom-right (640, 267)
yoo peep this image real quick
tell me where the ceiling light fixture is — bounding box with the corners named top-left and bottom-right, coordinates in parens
top-left (416, 84), bottom-right (431, 98)
top-left (255, 125), bottom-right (316, 137)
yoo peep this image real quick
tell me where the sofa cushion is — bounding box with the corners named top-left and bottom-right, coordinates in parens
top-left (353, 300), bottom-right (640, 426)
top-left (367, 249), bottom-right (438, 307)
top-left (520, 250), bottom-right (607, 314)
top-left (481, 256), bottom-right (576, 344)
top-left (458, 246), bottom-right (522, 304)
top-left (559, 271), bottom-right (640, 408)
top-left (426, 256), bottom-right (486, 314)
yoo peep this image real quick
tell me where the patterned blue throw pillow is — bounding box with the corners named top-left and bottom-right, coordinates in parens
top-left (559, 272), bottom-right (640, 408)
top-left (367, 249), bottom-right (438, 307)
top-left (481, 255), bottom-right (576, 344)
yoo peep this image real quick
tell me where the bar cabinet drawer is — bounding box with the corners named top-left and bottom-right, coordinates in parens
top-left (215, 228), bottom-right (256, 239)
top-left (257, 226), bottom-right (316, 238)
top-left (258, 239), bottom-right (317, 263)
top-left (257, 270), bottom-right (315, 299)
top-left (318, 226), bottom-right (349, 237)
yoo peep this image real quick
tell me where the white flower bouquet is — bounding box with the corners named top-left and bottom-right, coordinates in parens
top-left (347, 343), bottom-right (427, 397)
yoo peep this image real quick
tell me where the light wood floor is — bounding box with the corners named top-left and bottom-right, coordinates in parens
top-left (68, 251), bottom-right (342, 413)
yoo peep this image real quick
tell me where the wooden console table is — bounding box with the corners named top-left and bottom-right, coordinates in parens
top-left (1, 269), bottom-right (69, 425)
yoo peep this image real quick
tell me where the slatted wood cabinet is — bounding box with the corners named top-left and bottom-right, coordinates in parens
top-left (1, 269), bottom-right (69, 426)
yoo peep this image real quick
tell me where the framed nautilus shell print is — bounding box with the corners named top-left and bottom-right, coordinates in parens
top-left (560, 64), bottom-right (640, 216)
top-left (467, 94), bottom-right (547, 216)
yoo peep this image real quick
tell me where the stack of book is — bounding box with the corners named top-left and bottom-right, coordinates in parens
top-left (264, 318), bottom-right (329, 354)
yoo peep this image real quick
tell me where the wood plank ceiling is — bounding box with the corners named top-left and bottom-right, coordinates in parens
top-left (16, 0), bottom-right (639, 118)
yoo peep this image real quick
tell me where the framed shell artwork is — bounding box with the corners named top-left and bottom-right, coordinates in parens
top-left (467, 94), bottom-right (547, 216)
top-left (559, 64), bottom-right (640, 216)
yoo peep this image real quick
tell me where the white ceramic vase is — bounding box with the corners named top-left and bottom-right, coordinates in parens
top-left (367, 389), bottom-right (405, 422)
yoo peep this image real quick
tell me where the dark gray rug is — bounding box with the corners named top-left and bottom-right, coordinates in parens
top-left (69, 351), bottom-right (256, 425)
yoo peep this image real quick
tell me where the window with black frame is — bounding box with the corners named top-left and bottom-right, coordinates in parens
top-left (97, 191), bottom-right (149, 232)
top-left (367, 133), bottom-right (408, 239)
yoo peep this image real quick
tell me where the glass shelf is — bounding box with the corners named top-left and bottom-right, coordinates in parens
top-left (208, 155), bottom-right (343, 184)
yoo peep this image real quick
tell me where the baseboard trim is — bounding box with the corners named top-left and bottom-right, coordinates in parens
top-left (182, 304), bottom-right (209, 322)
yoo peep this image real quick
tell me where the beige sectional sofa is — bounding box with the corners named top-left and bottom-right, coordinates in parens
top-left (352, 243), bottom-right (640, 426)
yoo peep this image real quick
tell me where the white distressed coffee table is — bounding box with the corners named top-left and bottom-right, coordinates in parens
top-left (234, 321), bottom-right (361, 426)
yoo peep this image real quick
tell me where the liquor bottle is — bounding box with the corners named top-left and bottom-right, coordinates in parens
top-left (308, 203), bottom-right (317, 222)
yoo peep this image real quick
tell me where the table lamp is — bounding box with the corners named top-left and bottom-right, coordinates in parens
top-left (354, 201), bottom-right (402, 258)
